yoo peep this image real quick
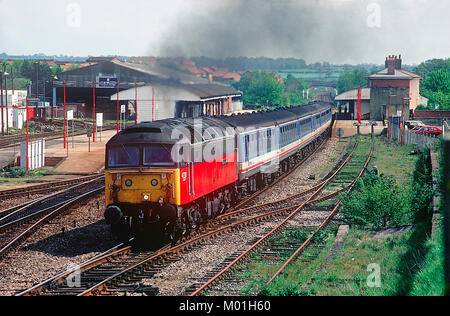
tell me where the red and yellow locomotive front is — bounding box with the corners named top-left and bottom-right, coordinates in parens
top-left (105, 143), bottom-right (182, 231)
top-left (104, 121), bottom-right (238, 239)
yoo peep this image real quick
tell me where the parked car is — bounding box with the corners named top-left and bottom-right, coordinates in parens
top-left (410, 126), bottom-right (443, 136)
top-left (405, 121), bottom-right (425, 130)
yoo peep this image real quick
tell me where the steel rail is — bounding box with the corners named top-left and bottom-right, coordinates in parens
top-left (19, 143), bottom-right (351, 296)
top-left (76, 160), bottom-right (355, 296)
top-left (16, 240), bottom-right (136, 296)
top-left (265, 138), bottom-right (374, 286)
top-left (0, 186), bottom-right (104, 260)
top-left (0, 174), bottom-right (102, 201)
top-left (189, 140), bottom-right (359, 296)
top-left (0, 176), bottom-right (104, 226)
top-left (18, 131), bottom-right (335, 296)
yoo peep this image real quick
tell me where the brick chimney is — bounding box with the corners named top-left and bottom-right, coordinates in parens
top-left (385, 55), bottom-right (402, 75)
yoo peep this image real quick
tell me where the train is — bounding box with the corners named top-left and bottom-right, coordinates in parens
top-left (104, 102), bottom-right (333, 242)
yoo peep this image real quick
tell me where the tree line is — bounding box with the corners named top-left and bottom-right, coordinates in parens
top-left (415, 58), bottom-right (450, 110)
top-left (231, 72), bottom-right (309, 108)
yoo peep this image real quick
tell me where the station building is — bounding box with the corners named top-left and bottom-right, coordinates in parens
top-left (334, 55), bottom-right (427, 123)
top-left (53, 59), bottom-right (242, 121)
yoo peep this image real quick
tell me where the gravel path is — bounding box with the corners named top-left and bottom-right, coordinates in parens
top-left (0, 195), bottom-right (116, 296)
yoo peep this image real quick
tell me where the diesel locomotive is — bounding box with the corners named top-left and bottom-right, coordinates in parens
top-left (104, 102), bottom-right (333, 241)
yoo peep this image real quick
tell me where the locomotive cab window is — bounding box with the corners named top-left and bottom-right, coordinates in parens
top-left (108, 146), bottom-right (140, 168)
top-left (143, 144), bottom-right (174, 166)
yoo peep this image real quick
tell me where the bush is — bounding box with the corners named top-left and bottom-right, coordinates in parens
top-left (341, 173), bottom-right (411, 229)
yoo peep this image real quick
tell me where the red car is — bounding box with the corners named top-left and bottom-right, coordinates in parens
top-left (410, 126), bottom-right (443, 136)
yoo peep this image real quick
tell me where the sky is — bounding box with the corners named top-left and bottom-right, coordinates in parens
top-left (0, 0), bottom-right (448, 65)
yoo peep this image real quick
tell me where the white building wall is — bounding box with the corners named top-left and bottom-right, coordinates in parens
top-left (1, 90), bottom-right (27, 106)
top-left (0, 107), bottom-right (14, 130)
top-left (20, 139), bottom-right (45, 170)
top-left (112, 85), bottom-right (201, 123)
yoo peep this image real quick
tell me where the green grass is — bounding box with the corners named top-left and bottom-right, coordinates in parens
top-left (0, 167), bottom-right (53, 186)
top-left (305, 136), bottom-right (438, 296)
top-left (410, 223), bottom-right (445, 296)
top-left (235, 226), bottom-right (338, 296)
top-left (253, 135), bottom-right (439, 296)
top-left (307, 228), bottom-right (419, 296)
top-left (368, 137), bottom-right (418, 189)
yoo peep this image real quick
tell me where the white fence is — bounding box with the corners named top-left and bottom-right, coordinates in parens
top-left (20, 139), bottom-right (45, 171)
top-left (390, 125), bottom-right (440, 149)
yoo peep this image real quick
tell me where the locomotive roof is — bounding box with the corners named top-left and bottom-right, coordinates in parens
top-left (107, 117), bottom-right (235, 146)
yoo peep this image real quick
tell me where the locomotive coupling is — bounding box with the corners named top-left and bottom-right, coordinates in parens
top-left (105, 205), bottom-right (123, 225)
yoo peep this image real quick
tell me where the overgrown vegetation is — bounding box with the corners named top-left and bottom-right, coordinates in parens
top-left (341, 174), bottom-right (411, 229)
top-left (0, 167), bottom-right (44, 179)
top-left (342, 145), bottom-right (433, 230)
top-left (304, 138), bottom-right (437, 296)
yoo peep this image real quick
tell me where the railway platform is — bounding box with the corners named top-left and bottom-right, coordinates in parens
top-left (0, 130), bottom-right (117, 174)
top-left (332, 120), bottom-right (385, 138)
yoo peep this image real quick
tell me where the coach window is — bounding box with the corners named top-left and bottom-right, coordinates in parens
top-left (245, 135), bottom-right (250, 161)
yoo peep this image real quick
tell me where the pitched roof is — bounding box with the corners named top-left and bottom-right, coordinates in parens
top-left (368, 68), bottom-right (422, 80)
top-left (335, 88), bottom-right (371, 101)
top-left (183, 84), bottom-right (242, 100)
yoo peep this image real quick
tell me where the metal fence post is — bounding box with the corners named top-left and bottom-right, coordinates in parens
top-left (444, 133), bottom-right (450, 296)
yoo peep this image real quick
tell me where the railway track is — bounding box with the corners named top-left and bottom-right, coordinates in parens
top-left (16, 135), bottom-right (358, 296)
top-left (186, 137), bottom-right (373, 296)
top-left (15, 132), bottom-right (332, 296)
top-left (0, 176), bottom-right (105, 261)
top-left (0, 174), bottom-right (103, 202)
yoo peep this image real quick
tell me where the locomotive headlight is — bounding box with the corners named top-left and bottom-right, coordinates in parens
top-left (151, 179), bottom-right (159, 187)
top-left (125, 179), bottom-right (133, 187)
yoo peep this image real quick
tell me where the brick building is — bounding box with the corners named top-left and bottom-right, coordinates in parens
top-left (334, 55), bottom-right (426, 123)
top-left (368, 55), bottom-right (422, 122)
